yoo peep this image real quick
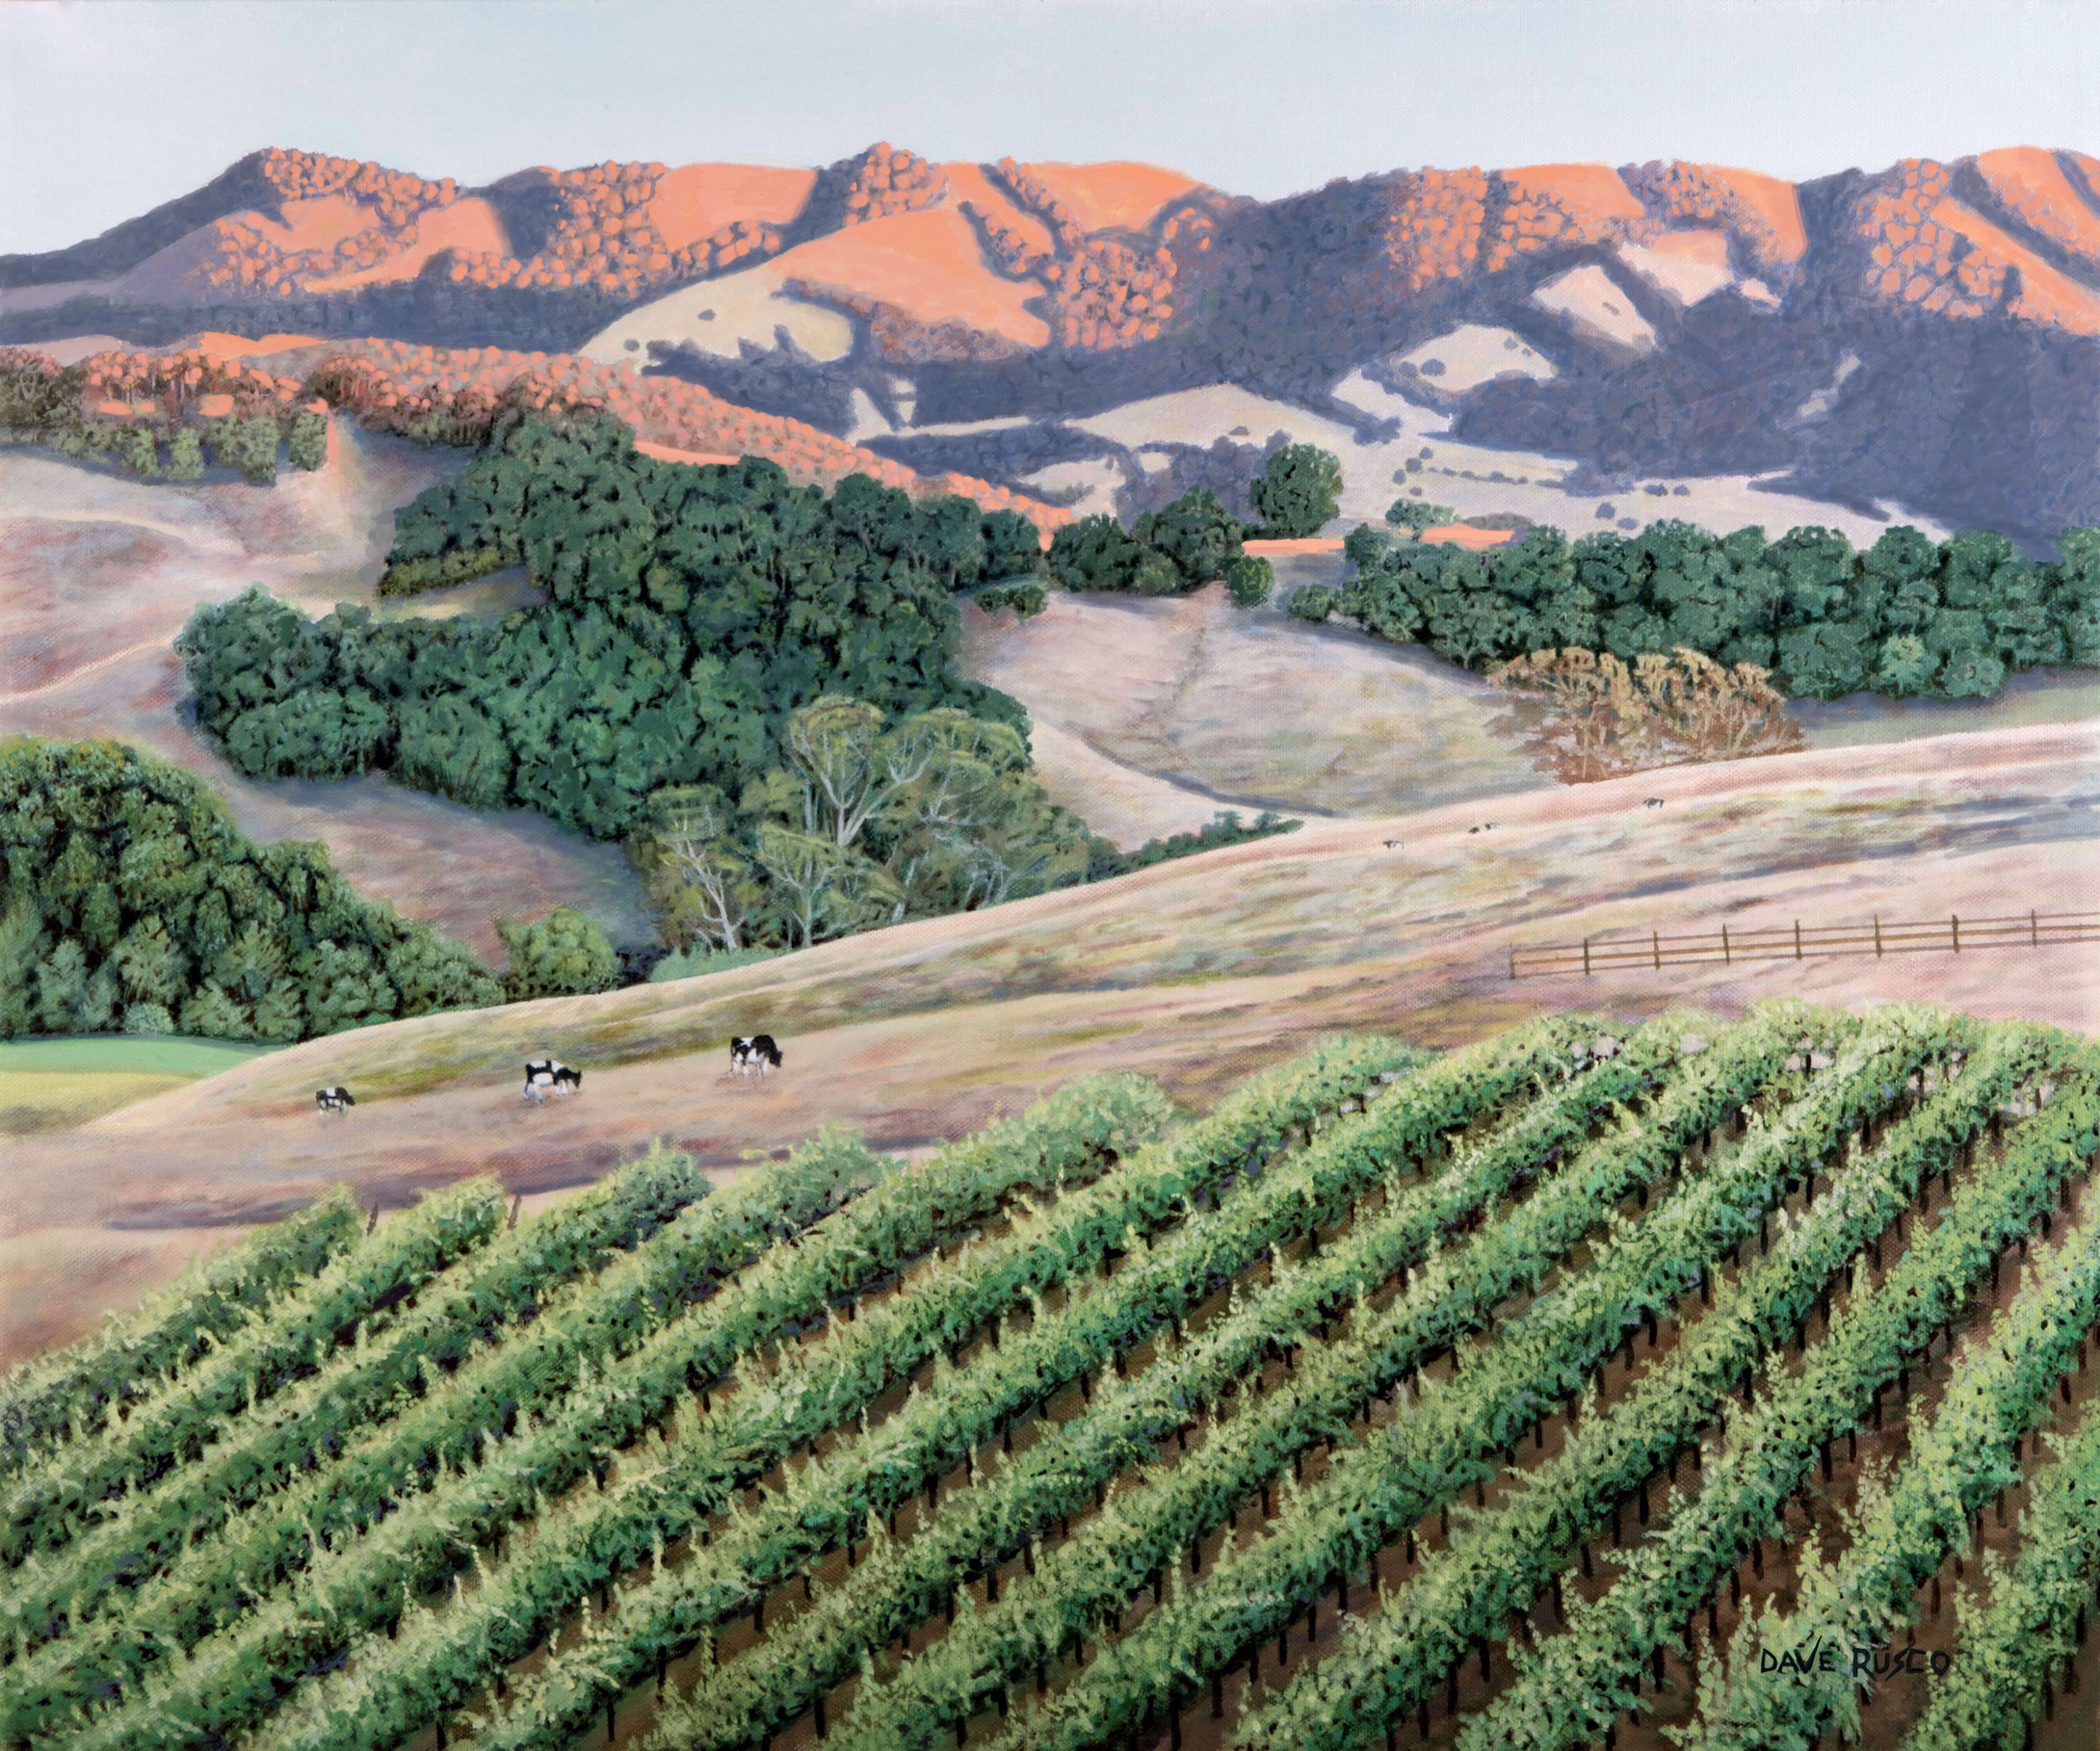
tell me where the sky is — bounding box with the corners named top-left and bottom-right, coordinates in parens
top-left (3, 0), bottom-right (2095, 256)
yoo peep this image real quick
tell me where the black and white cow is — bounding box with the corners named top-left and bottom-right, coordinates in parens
top-left (1643, 797), bottom-right (1666, 810)
top-left (315, 1086), bottom-right (354, 1117)
top-left (731, 1034), bottom-right (783, 1078)
top-left (523, 1059), bottom-right (582, 1103)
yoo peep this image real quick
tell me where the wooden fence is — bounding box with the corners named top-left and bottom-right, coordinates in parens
top-left (1509, 908), bottom-right (2100, 980)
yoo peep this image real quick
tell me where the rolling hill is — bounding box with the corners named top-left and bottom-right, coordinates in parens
top-left (11, 143), bottom-right (2100, 542)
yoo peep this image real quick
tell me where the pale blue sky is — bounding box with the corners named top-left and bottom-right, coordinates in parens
top-left (3, 0), bottom-right (2093, 256)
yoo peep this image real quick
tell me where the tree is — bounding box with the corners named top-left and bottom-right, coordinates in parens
top-left (1225, 554), bottom-right (1273, 607)
top-left (639, 784), bottom-right (764, 953)
top-left (496, 907), bottom-right (621, 1002)
top-left (1046, 514), bottom-right (1149, 592)
top-left (1137, 488), bottom-right (1244, 587)
top-left (981, 510), bottom-right (1045, 582)
top-left (1288, 585), bottom-right (1335, 622)
top-left (1384, 498), bottom-right (1455, 534)
top-left (166, 427), bottom-right (205, 482)
top-left (286, 410), bottom-right (328, 472)
top-left (116, 426), bottom-right (160, 478)
top-left (1250, 444), bottom-right (1343, 537)
top-left (1128, 549), bottom-right (1182, 596)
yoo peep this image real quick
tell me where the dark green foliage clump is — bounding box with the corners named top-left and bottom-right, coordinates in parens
top-left (1087, 810), bottom-right (1302, 881)
top-left (1288, 584), bottom-right (1336, 622)
top-left (1384, 498), bottom-right (1456, 533)
top-left (1046, 489), bottom-right (1249, 599)
top-left (178, 417), bottom-right (1033, 843)
top-left (497, 906), bottom-right (622, 1002)
top-left (1249, 443), bottom-right (1345, 538)
top-left (1336, 518), bottom-right (2100, 700)
top-left (1224, 554), bottom-right (1274, 607)
top-left (0, 739), bottom-right (500, 1041)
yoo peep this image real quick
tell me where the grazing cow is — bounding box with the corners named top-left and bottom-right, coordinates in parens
top-left (1382, 838), bottom-right (1403, 849)
top-left (731, 1034), bottom-right (783, 1078)
top-left (523, 1059), bottom-right (582, 1103)
top-left (315, 1086), bottom-right (354, 1117)
top-left (1644, 797), bottom-right (1665, 809)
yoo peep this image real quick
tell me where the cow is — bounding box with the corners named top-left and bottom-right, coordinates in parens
top-left (315, 1086), bottom-right (354, 1117)
top-left (1644, 797), bottom-right (1666, 810)
top-left (731, 1034), bottom-right (783, 1078)
top-left (1382, 838), bottom-right (1403, 849)
top-left (523, 1059), bottom-right (582, 1103)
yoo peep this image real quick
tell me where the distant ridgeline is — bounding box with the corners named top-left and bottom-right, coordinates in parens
top-left (0, 739), bottom-right (500, 1042)
top-left (178, 417), bottom-right (1040, 842)
top-left (1329, 517), bottom-right (2100, 701)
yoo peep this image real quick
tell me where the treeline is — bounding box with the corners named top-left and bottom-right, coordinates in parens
top-left (0, 350), bottom-right (324, 483)
top-left (1319, 513), bottom-right (2100, 700)
top-left (0, 739), bottom-right (501, 1042)
top-left (1043, 442), bottom-right (1348, 602)
top-left (179, 418), bottom-right (1038, 844)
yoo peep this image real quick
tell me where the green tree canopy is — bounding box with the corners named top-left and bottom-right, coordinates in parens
top-left (1250, 444), bottom-right (1344, 538)
top-left (0, 738), bottom-right (500, 1041)
top-left (178, 419), bottom-right (1033, 844)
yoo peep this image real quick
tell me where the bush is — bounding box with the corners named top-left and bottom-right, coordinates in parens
top-left (286, 410), bottom-right (328, 472)
top-left (497, 906), bottom-right (622, 1002)
top-left (1137, 487), bottom-right (1244, 587)
top-left (166, 427), bottom-right (205, 482)
top-left (1287, 584), bottom-right (1335, 622)
top-left (1224, 554), bottom-right (1274, 607)
top-left (1385, 498), bottom-right (1456, 534)
top-left (1046, 513), bottom-right (1150, 592)
top-left (647, 942), bottom-right (787, 982)
top-left (1250, 444), bottom-right (1344, 537)
top-left (971, 581), bottom-right (1047, 618)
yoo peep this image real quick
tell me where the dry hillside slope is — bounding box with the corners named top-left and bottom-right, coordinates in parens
top-left (4, 716), bottom-right (2094, 1361)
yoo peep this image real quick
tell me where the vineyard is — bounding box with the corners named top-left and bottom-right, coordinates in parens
top-left (4, 1005), bottom-right (2099, 1751)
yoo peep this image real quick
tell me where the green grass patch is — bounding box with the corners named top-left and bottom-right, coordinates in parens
top-left (0, 1035), bottom-right (284, 1078)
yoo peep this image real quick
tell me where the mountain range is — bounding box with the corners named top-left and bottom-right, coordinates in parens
top-left (7, 142), bottom-right (2100, 543)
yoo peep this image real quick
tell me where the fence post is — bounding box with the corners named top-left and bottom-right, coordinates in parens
top-left (1652, 929), bottom-right (1662, 971)
top-left (1794, 920), bottom-right (1803, 961)
top-left (1873, 915), bottom-right (1882, 958)
top-left (1952, 914), bottom-right (1961, 954)
top-left (2033, 909), bottom-right (2040, 948)
top-left (1721, 925), bottom-right (1731, 965)
top-left (1509, 945), bottom-right (1517, 980)
top-left (1583, 937), bottom-right (1592, 978)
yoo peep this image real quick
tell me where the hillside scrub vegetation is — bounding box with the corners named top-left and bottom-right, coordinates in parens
top-left (1490, 645), bottom-right (1804, 781)
top-left (0, 348), bottom-right (326, 483)
top-left (0, 739), bottom-right (501, 1042)
top-left (1338, 513), bottom-right (2100, 701)
top-left (177, 419), bottom-right (1037, 844)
